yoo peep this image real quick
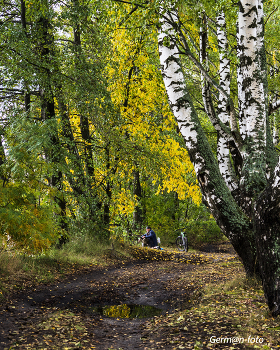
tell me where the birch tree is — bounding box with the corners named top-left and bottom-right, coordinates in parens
top-left (156, 0), bottom-right (280, 315)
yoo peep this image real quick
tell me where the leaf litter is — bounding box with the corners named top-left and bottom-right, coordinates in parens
top-left (0, 247), bottom-right (279, 349)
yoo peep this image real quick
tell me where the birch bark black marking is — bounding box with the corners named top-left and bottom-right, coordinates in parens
top-left (216, 11), bottom-right (238, 191)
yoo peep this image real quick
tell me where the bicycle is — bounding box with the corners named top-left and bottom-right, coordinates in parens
top-left (176, 230), bottom-right (188, 252)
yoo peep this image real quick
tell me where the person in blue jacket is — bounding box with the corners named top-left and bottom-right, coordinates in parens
top-left (141, 226), bottom-right (158, 248)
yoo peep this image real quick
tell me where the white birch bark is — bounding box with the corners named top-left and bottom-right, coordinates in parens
top-left (271, 100), bottom-right (280, 114)
top-left (216, 12), bottom-right (238, 192)
top-left (269, 83), bottom-right (280, 145)
top-left (273, 112), bottom-right (279, 145)
top-left (256, 0), bottom-right (266, 110)
top-left (237, 0), bottom-right (267, 195)
top-left (269, 79), bottom-right (280, 145)
top-left (158, 9), bottom-right (218, 209)
top-left (158, 10), bottom-right (199, 171)
top-left (236, 19), bottom-right (246, 141)
top-left (158, 9), bottom-right (239, 217)
top-left (158, 1), bottom-right (280, 317)
top-left (237, 0), bottom-right (266, 150)
top-left (271, 157), bottom-right (280, 195)
top-left (199, 12), bottom-right (237, 192)
top-left (199, 15), bottom-right (219, 131)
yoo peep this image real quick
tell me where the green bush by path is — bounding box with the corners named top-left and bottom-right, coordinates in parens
top-left (184, 219), bottom-right (226, 248)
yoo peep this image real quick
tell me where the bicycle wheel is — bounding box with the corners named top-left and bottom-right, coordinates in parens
top-left (176, 236), bottom-right (185, 252)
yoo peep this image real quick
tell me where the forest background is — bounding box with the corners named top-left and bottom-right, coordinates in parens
top-left (0, 0), bottom-right (226, 253)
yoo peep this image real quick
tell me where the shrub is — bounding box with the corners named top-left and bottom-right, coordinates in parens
top-left (184, 219), bottom-right (226, 248)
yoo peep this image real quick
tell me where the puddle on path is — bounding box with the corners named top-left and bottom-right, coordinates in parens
top-left (93, 304), bottom-right (163, 319)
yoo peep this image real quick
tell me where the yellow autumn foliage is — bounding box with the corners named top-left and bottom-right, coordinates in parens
top-left (105, 14), bottom-right (201, 220)
top-left (0, 185), bottom-right (60, 252)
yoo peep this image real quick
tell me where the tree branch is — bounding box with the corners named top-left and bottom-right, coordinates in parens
top-left (111, 0), bottom-right (147, 9)
top-left (269, 100), bottom-right (280, 115)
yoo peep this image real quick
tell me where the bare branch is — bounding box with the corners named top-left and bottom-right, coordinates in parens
top-left (111, 0), bottom-right (147, 9)
top-left (265, 7), bottom-right (279, 25)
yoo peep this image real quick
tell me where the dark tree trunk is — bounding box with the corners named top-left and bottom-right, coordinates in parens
top-left (80, 114), bottom-right (95, 179)
top-left (71, 1), bottom-right (102, 218)
top-left (171, 191), bottom-right (179, 222)
top-left (133, 169), bottom-right (143, 231)
top-left (255, 176), bottom-right (280, 316)
top-left (36, 14), bottom-right (68, 235)
top-left (104, 181), bottom-right (112, 227)
top-left (0, 135), bottom-right (6, 185)
top-left (20, 0), bottom-right (27, 30)
top-left (103, 144), bottom-right (112, 229)
top-left (56, 88), bottom-right (87, 198)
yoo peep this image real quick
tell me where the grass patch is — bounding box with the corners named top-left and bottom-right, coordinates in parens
top-left (0, 235), bottom-right (124, 299)
top-left (0, 250), bottom-right (71, 296)
top-left (50, 235), bottom-right (112, 265)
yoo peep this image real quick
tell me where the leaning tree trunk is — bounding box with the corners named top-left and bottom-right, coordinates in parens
top-left (237, 0), bottom-right (280, 315)
top-left (158, 1), bottom-right (280, 315)
top-left (255, 161), bottom-right (280, 316)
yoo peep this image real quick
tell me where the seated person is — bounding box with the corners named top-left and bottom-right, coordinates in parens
top-left (140, 226), bottom-right (158, 248)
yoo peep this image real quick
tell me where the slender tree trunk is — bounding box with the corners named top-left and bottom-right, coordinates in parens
top-left (36, 13), bottom-right (68, 233)
top-left (171, 191), bottom-right (179, 223)
top-left (56, 88), bottom-right (88, 198)
top-left (102, 145), bottom-right (111, 241)
top-left (216, 12), bottom-right (239, 191)
top-left (80, 114), bottom-right (95, 178)
top-left (133, 168), bottom-right (143, 231)
top-left (71, 0), bottom-right (103, 218)
top-left (71, 2), bottom-right (95, 180)
top-left (0, 135), bottom-right (6, 184)
top-left (40, 87), bottom-right (68, 232)
top-left (237, 0), bottom-right (267, 211)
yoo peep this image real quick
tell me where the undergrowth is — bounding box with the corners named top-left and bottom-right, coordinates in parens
top-left (0, 235), bottom-right (115, 298)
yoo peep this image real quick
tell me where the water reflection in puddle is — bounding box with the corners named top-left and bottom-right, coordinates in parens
top-left (93, 304), bottom-right (163, 319)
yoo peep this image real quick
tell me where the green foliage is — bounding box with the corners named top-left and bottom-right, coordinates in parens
top-left (183, 219), bottom-right (226, 248)
top-left (143, 190), bottom-right (185, 235)
top-left (0, 184), bottom-right (61, 252)
top-left (143, 195), bottom-right (224, 248)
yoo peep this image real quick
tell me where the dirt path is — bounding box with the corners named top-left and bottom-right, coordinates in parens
top-left (0, 255), bottom-right (237, 349)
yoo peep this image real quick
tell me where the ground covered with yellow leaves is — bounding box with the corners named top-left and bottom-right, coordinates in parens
top-left (0, 246), bottom-right (279, 349)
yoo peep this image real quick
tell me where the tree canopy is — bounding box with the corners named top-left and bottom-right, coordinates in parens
top-left (0, 0), bottom-right (201, 251)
